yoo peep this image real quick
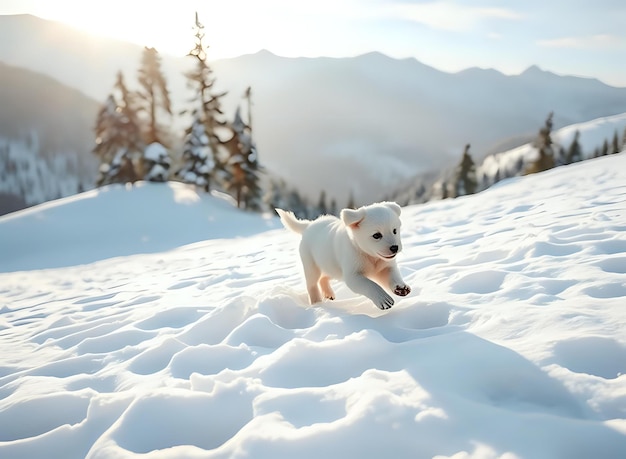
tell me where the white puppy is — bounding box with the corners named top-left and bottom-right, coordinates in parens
top-left (276, 202), bottom-right (411, 310)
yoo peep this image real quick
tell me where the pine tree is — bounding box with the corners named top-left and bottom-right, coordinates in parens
top-left (265, 179), bottom-right (289, 213)
top-left (287, 188), bottom-right (308, 219)
top-left (143, 142), bottom-right (171, 182)
top-left (177, 113), bottom-right (215, 191)
top-left (93, 72), bottom-right (144, 186)
top-left (329, 197), bottom-right (338, 216)
top-left (454, 143), bottom-right (477, 197)
top-left (601, 139), bottom-right (609, 156)
top-left (317, 190), bottom-right (328, 216)
top-left (525, 112), bottom-right (555, 175)
top-left (184, 12), bottom-right (228, 185)
top-left (93, 95), bottom-right (120, 180)
top-left (136, 47), bottom-right (172, 145)
top-left (347, 190), bottom-right (356, 209)
top-left (565, 130), bottom-right (583, 164)
top-left (440, 181), bottom-right (449, 200)
top-left (611, 130), bottom-right (620, 154)
top-left (555, 145), bottom-right (566, 166)
top-left (221, 106), bottom-right (263, 210)
top-left (493, 168), bottom-right (501, 185)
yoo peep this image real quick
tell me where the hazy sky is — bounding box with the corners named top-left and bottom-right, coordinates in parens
top-left (2, 0), bottom-right (625, 87)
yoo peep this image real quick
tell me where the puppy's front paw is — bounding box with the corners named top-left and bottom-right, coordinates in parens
top-left (376, 292), bottom-right (395, 310)
top-left (394, 284), bottom-right (411, 297)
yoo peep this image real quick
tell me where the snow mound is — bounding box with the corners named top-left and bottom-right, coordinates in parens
top-left (0, 181), bottom-right (279, 272)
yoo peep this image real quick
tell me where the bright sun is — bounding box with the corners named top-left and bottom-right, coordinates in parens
top-left (42, 2), bottom-right (195, 57)
top-left (25, 0), bottom-right (292, 59)
top-left (8, 0), bottom-right (358, 60)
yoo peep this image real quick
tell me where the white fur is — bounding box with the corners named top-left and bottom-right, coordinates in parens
top-left (276, 202), bottom-right (411, 310)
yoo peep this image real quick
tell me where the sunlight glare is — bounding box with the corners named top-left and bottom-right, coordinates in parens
top-left (18, 0), bottom-right (368, 59)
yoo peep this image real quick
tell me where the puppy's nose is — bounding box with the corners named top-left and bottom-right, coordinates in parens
top-left (390, 245), bottom-right (398, 254)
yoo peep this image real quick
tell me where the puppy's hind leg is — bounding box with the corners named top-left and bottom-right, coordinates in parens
top-left (300, 250), bottom-right (323, 304)
top-left (319, 276), bottom-right (335, 300)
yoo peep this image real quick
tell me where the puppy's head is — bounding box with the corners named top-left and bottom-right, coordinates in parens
top-left (341, 201), bottom-right (403, 260)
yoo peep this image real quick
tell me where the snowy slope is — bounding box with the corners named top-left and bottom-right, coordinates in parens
top-left (1, 154), bottom-right (626, 458)
top-left (392, 112), bottom-right (626, 206)
top-left (479, 112), bottom-right (626, 181)
top-left (0, 181), bottom-right (279, 272)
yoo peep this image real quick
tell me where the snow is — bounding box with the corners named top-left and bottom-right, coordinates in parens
top-left (0, 182), bottom-right (277, 272)
top-left (1, 154), bottom-right (626, 458)
top-left (479, 112), bottom-right (626, 180)
top-left (144, 143), bottom-right (169, 163)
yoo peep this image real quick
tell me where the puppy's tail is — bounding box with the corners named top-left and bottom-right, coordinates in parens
top-left (275, 208), bottom-right (310, 235)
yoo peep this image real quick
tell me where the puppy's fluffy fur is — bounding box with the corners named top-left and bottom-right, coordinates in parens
top-left (276, 202), bottom-right (411, 310)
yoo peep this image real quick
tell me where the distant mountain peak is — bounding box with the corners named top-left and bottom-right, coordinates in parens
top-left (253, 49), bottom-right (277, 58)
top-left (520, 65), bottom-right (553, 79)
top-left (355, 50), bottom-right (392, 60)
top-left (456, 66), bottom-right (506, 78)
top-left (523, 64), bottom-right (544, 74)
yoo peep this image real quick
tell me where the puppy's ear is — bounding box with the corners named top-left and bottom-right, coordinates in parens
top-left (383, 201), bottom-right (401, 216)
top-left (341, 208), bottom-right (366, 228)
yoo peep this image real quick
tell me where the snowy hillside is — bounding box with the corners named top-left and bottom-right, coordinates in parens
top-left (479, 112), bottom-right (626, 182)
top-left (1, 154), bottom-right (626, 458)
top-left (394, 112), bottom-right (626, 205)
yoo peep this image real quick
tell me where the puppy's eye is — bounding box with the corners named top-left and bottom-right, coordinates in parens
top-left (393, 229), bottom-right (397, 235)
top-left (372, 232), bottom-right (382, 240)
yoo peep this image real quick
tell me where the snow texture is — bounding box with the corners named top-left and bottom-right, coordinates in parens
top-left (1, 154), bottom-right (626, 458)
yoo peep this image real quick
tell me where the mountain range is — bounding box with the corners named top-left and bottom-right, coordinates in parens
top-left (2, 13), bottom-right (626, 206)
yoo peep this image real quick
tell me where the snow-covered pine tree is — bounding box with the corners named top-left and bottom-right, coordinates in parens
top-left (221, 106), bottom-right (263, 210)
top-left (176, 114), bottom-right (215, 191)
top-left (525, 112), bottom-right (555, 175)
top-left (93, 72), bottom-right (144, 186)
top-left (454, 143), bottom-right (477, 197)
top-left (143, 142), bottom-right (171, 182)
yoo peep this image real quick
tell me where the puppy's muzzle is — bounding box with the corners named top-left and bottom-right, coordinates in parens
top-left (390, 245), bottom-right (399, 254)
